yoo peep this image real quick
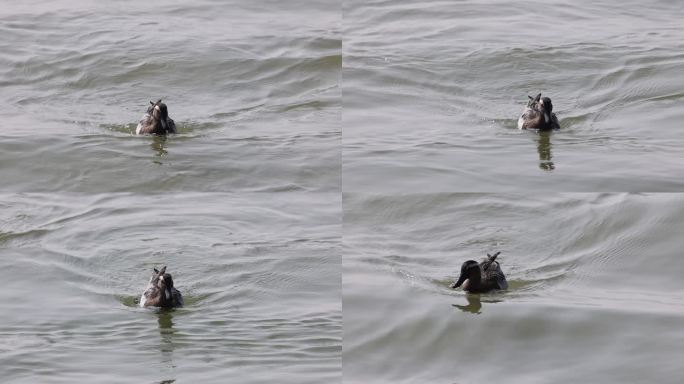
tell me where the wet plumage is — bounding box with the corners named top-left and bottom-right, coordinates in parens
top-left (451, 252), bottom-right (508, 293)
top-left (139, 266), bottom-right (184, 308)
top-left (136, 99), bottom-right (177, 135)
top-left (517, 93), bottom-right (560, 130)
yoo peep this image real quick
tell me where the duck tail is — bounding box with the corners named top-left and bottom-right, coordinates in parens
top-left (487, 251), bottom-right (501, 262)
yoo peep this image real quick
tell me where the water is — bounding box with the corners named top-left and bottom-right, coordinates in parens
top-left (0, 0), bottom-right (340, 194)
top-left (343, 0), bottom-right (684, 192)
top-left (0, 0), bottom-right (340, 383)
top-left (343, 193), bottom-right (684, 383)
top-left (4, 0), bottom-right (684, 383)
top-left (1, 193), bottom-right (340, 383)
top-left (339, 2), bottom-right (684, 379)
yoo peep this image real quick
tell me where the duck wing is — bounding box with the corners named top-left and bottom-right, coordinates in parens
top-left (136, 113), bottom-right (155, 134)
top-left (550, 113), bottom-right (560, 129)
top-left (480, 252), bottom-right (508, 290)
top-left (485, 263), bottom-right (508, 290)
top-left (480, 251), bottom-right (500, 270)
top-left (165, 117), bottom-right (177, 134)
top-left (172, 288), bottom-right (184, 307)
top-left (518, 106), bottom-right (543, 129)
top-left (140, 285), bottom-right (161, 307)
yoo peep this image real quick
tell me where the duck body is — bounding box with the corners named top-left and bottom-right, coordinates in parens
top-left (136, 99), bottom-right (177, 135)
top-left (451, 252), bottom-right (508, 293)
top-left (140, 266), bottom-right (184, 308)
top-left (517, 93), bottom-right (560, 130)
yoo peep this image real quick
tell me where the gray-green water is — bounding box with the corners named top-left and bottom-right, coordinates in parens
top-left (4, 0), bottom-right (684, 383)
top-left (1, 193), bottom-right (340, 383)
top-left (342, 1), bottom-right (684, 382)
top-left (0, 0), bottom-right (340, 383)
top-left (344, 193), bottom-right (684, 383)
top-left (344, 0), bottom-right (684, 192)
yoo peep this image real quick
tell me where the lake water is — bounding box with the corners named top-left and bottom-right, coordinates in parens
top-left (343, 0), bottom-right (684, 192)
top-left (1, 193), bottom-right (340, 383)
top-left (0, 0), bottom-right (340, 383)
top-left (342, 0), bottom-right (684, 382)
top-left (3, 0), bottom-right (684, 383)
top-left (343, 193), bottom-right (684, 383)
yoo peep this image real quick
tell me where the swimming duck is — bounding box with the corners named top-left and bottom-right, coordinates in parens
top-left (136, 99), bottom-right (177, 135)
top-left (140, 266), bottom-right (184, 308)
top-left (451, 252), bottom-right (508, 293)
top-left (517, 93), bottom-right (560, 130)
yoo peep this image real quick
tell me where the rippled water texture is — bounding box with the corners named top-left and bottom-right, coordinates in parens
top-left (0, 0), bottom-right (340, 194)
top-left (343, 193), bottom-right (684, 383)
top-left (0, 193), bottom-right (341, 383)
top-left (0, 0), bottom-right (340, 383)
top-left (344, 0), bottom-right (684, 192)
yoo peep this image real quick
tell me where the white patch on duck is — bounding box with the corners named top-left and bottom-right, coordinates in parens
top-left (461, 279), bottom-right (470, 291)
top-left (158, 274), bottom-right (171, 300)
top-left (139, 276), bottom-right (157, 307)
top-left (540, 99), bottom-right (550, 123)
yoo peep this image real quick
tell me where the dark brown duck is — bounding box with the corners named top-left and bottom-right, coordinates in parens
top-left (136, 99), bottom-right (177, 135)
top-left (517, 93), bottom-right (560, 130)
top-left (139, 266), bottom-right (184, 308)
top-left (451, 252), bottom-right (508, 293)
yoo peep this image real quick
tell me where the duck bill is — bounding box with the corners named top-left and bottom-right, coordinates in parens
top-left (160, 118), bottom-right (168, 132)
top-left (451, 274), bottom-right (467, 289)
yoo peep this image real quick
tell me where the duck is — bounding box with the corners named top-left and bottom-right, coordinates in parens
top-left (451, 252), bottom-right (508, 293)
top-left (517, 93), bottom-right (560, 130)
top-left (140, 266), bottom-right (184, 308)
top-left (136, 99), bottom-right (177, 135)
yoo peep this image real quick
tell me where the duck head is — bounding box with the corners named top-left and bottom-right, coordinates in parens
top-left (149, 99), bottom-right (171, 132)
top-left (151, 266), bottom-right (175, 302)
top-left (539, 96), bottom-right (554, 124)
top-left (451, 260), bottom-right (481, 290)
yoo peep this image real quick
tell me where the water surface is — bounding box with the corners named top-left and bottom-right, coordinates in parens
top-left (343, 0), bottom-right (684, 192)
top-left (1, 192), bottom-right (341, 383)
top-left (0, 0), bottom-right (340, 194)
top-left (0, 0), bottom-right (341, 382)
top-left (343, 193), bottom-right (684, 383)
